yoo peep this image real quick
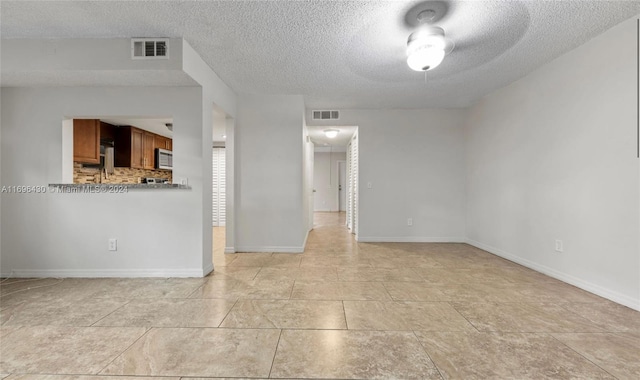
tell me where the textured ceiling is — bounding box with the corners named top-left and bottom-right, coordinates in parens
top-left (1, 1), bottom-right (639, 109)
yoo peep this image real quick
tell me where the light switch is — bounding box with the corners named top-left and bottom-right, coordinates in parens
top-left (367, 182), bottom-right (372, 189)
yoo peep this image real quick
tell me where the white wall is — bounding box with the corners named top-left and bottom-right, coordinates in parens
top-left (183, 40), bottom-right (236, 118)
top-left (224, 117), bottom-right (236, 253)
top-left (0, 88), bottom-right (2, 263)
top-left (465, 16), bottom-right (640, 309)
top-left (1, 86), bottom-right (208, 277)
top-left (313, 151), bottom-right (347, 212)
top-left (61, 119), bottom-right (74, 183)
top-left (2, 39), bottom-right (184, 71)
top-left (302, 125), bottom-right (315, 235)
top-left (1, 39), bottom-right (191, 87)
top-left (182, 40), bottom-right (237, 272)
top-left (235, 94), bottom-right (306, 252)
top-left (307, 108), bottom-right (468, 242)
top-left (1, 38), bottom-right (238, 276)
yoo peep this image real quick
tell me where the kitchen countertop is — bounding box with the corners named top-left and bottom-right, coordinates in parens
top-left (48, 183), bottom-right (191, 192)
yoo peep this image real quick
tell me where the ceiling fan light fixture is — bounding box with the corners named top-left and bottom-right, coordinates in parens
top-left (406, 26), bottom-right (450, 72)
top-left (407, 47), bottom-right (445, 72)
top-left (324, 129), bottom-right (339, 138)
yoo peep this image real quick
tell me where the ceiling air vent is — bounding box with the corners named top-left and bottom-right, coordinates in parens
top-left (312, 110), bottom-right (340, 120)
top-left (131, 38), bottom-right (169, 59)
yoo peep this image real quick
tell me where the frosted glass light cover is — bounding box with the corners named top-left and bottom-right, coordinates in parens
top-left (324, 129), bottom-right (339, 138)
top-left (407, 47), bottom-right (445, 71)
top-left (406, 27), bottom-right (450, 72)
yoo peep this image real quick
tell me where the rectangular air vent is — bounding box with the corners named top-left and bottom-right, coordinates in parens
top-left (132, 38), bottom-right (169, 59)
top-left (312, 110), bottom-right (340, 120)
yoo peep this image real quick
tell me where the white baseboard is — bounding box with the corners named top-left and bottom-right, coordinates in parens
top-left (235, 246), bottom-right (304, 253)
top-left (1, 268), bottom-right (206, 278)
top-left (302, 229), bottom-right (310, 250)
top-left (224, 246), bottom-right (235, 254)
top-left (202, 262), bottom-right (214, 277)
top-left (466, 239), bottom-right (640, 311)
top-left (357, 236), bottom-right (466, 243)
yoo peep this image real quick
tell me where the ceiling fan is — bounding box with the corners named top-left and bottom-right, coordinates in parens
top-left (404, 1), bottom-right (455, 72)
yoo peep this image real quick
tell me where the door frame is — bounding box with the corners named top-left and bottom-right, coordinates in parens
top-left (337, 160), bottom-right (347, 212)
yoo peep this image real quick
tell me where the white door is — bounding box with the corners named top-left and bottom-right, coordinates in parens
top-left (307, 138), bottom-right (315, 231)
top-left (348, 132), bottom-right (358, 234)
top-left (212, 147), bottom-right (226, 227)
top-left (338, 161), bottom-right (346, 211)
top-left (346, 144), bottom-right (352, 229)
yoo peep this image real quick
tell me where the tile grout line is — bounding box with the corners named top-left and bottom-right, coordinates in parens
top-left (411, 329), bottom-right (446, 380)
top-left (379, 281), bottom-right (396, 301)
top-left (89, 299), bottom-right (134, 327)
top-left (342, 300), bottom-right (349, 330)
top-left (96, 326), bottom-right (154, 375)
top-left (447, 301), bottom-right (481, 333)
top-left (184, 281), bottom-right (208, 299)
top-left (547, 333), bottom-right (620, 379)
top-left (267, 329), bottom-right (283, 379)
top-left (6, 371), bottom-right (176, 378)
top-left (217, 297), bottom-right (241, 328)
top-left (288, 279), bottom-right (296, 300)
top-left (252, 266), bottom-right (264, 281)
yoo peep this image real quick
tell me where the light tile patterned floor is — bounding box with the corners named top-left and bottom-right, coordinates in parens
top-left (1, 212), bottom-right (639, 379)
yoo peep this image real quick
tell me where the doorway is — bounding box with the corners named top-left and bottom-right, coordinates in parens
top-left (212, 145), bottom-right (226, 227)
top-left (212, 107), bottom-right (234, 258)
top-left (306, 125), bottom-right (359, 238)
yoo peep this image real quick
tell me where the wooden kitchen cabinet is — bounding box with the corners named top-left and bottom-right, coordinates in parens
top-left (99, 121), bottom-right (116, 141)
top-left (73, 119), bottom-right (100, 164)
top-left (143, 132), bottom-right (155, 169)
top-left (115, 126), bottom-right (169, 169)
top-left (115, 126), bottom-right (145, 168)
top-left (154, 135), bottom-right (172, 151)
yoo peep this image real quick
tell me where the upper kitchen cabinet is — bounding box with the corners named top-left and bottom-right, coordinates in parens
top-left (154, 135), bottom-right (172, 151)
top-left (143, 132), bottom-right (155, 169)
top-left (73, 119), bottom-right (100, 164)
top-left (99, 121), bottom-right (116, 141)
top-left (115, 126), bottom-right (144, 168)
top-left (115, 127), bottom-right (158, 169)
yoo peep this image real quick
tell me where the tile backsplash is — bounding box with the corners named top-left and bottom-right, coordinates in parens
top-left (74, 162), bottom-right (172, 184)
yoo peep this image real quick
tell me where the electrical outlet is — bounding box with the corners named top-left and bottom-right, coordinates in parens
top-left (407, 218), bottom-right (413, 226)
top-left (555, 239), bottom-right (563, 252)
top-left (179, 178), bottom-right (189, 185)
top-left (108, 238), bottom-right (118, 251)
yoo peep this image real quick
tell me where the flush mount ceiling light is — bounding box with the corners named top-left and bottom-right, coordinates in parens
top-left (406, 25), bottom-right (453, 72)
top-left (324, 129), bottom-right (339, 138)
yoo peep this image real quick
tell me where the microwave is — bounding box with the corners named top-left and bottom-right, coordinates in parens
top-left (155, 148), bottom-right (173, 170)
